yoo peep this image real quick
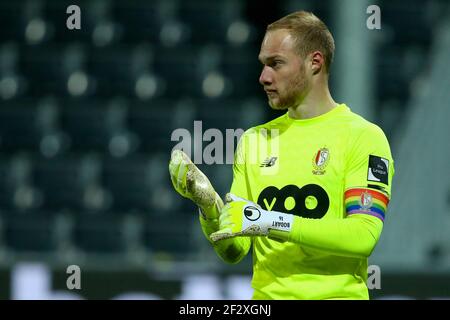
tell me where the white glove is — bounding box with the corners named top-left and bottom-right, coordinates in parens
top-left (169, 149), bottom-right (222, 219)
top-left (210, 193), bottom-right (293, 242)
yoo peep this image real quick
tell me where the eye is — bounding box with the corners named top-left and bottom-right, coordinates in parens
top-left (270, 60), bottom-right (283, 69)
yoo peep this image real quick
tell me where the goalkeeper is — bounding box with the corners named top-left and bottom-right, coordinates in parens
top-left (169, 11), bottom-right (394, 300)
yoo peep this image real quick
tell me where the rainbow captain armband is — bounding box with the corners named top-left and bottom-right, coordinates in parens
top-left (344, 188), bottom-right (390, 222)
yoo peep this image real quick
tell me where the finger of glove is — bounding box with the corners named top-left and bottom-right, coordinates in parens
top-left (168, 160), bottom-right (180, 187)
top-left (170, 149), bottom-right (191, 178)
top-left (218, 207), bottom-right (233, 226)
top-left (226, 193), bottom-right (261, 209)
top-left (170, 149), bottom-right (190, 165)
top-left (169, 160), bottom-right (188, 195)
top-left (210, 230), bottom-right (234, 242)
top-left (226, 193), bottom-right (247, 203)
top-left (176, 162), bottom-right (188, 188)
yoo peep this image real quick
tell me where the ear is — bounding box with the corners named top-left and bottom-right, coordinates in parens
top-left (310, 51), bottom-right (324, 75)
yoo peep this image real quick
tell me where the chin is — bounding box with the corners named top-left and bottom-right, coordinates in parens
top-left (268, 100), bottom-right (288, 110)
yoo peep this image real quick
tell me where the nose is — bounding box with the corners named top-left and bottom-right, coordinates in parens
top-left (259, 66), bottom-right (273, 86)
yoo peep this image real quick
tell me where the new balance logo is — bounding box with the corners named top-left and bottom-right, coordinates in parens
top-left (260, 156), bottom-right (278, 167)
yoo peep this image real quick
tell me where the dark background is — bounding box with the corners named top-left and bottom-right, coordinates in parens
top-left (0, 0), bottom-right (449, 299)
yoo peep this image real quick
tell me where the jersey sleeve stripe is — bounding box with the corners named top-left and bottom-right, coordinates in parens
top-left (345, 188), bottom-right (389, 203)
top-left (347, 210), bottom-right (385, 221)
top-left (347, 205), bottom-right (385, 217)
top-left (344, 188), bottom-right (389, 222)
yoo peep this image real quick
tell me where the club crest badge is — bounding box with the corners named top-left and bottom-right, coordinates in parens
top-left (360, 191), bottom-right (373, 211)
top-left (312, 147), bottom-right (330, 175)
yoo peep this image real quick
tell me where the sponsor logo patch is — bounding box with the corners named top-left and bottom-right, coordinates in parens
top-left (367, 155), bottom-right (389, 184)
top-left (260, 156), bottom-right (278, 167)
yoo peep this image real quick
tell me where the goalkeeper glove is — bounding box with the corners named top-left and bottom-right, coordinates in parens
top-left (169, 149), bottom-right (223, 219)
top-left (210, 193), bottom-right (294, 242)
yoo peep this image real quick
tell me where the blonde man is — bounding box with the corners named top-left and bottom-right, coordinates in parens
top-left (170, 11), bottom-right (394, 300)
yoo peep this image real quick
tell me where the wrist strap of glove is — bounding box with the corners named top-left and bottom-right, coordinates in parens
top-left (257, 208), bottom-right (294, 233)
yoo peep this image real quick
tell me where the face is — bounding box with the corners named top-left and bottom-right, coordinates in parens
top-left (258, 29), bottom-right (311, 110)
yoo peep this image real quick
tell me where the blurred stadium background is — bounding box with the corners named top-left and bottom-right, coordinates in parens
top-left (0, 0), bottom-right (449, 299)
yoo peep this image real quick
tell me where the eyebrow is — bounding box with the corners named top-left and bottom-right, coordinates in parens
top-left (258, 54), bottom-right (285, 64)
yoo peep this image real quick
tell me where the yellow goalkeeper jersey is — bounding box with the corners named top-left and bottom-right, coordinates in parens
top-left (230, 103), bottom-right (394, 299)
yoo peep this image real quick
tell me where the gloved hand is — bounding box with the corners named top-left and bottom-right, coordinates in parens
top-left (169, 149), bottom-right (223, 219)
top-left (210, 193), bottom-right (293, 242)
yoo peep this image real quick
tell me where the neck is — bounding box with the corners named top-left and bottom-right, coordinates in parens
top-left (288, 78), bottom-right (337, 120)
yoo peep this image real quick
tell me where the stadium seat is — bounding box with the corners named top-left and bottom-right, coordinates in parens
top-left (59, 98), bottom-right (129, 154)
top-left (142, 213), bottom-right (196, 258)
top-left (0, 43), bottom-right (19, 75)
top-left (179, 0), bottom-right (245, 44)
top-left (102, 152), bottom-right (185, 214)
top-left (31, 155), bottom-right (102, 212)
top-left (0, 44), bottom-right (28, 100)
top-left (153, 46), bottom-right (203, 98)
top-left (88, 45), bottom-right (165, 99)
top-left (220, 46), bottom-right (261, 98)
top-left (0, 158), bottom-right (18, 211)
top-left (0, 100), bottom-right (47, 153)
top-left (3, 213), bottom-right (57, 252)
top-left (20, 44), bottom-right (89, 96)
top-left (376, 46), bottom-right (410, 103)
top-left (112, 0), bottom-right (176, 44)
top-left (89, 46), bottom-right (138, 97)
top-left (72, 213), bottom-right (126, 253)
top-left (127, 98), bottom-right (197, 153)
top-left (0, 1), bottom-right (26, 43)
top-left (381, 0), bottom-right (432, 46)
top-left (101, 155), bottom-right (154, 213)
top-left (20, 46), bottom-right (65, 95)
top-left (196, 97), bottom-right (265, 131)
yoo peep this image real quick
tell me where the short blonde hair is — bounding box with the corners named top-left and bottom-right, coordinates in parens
top-left (267, 11), bottom-right (335, 73)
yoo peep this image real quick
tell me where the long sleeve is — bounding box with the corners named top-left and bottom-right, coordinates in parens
top-left (270, 213), bottom-right (383, 258)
